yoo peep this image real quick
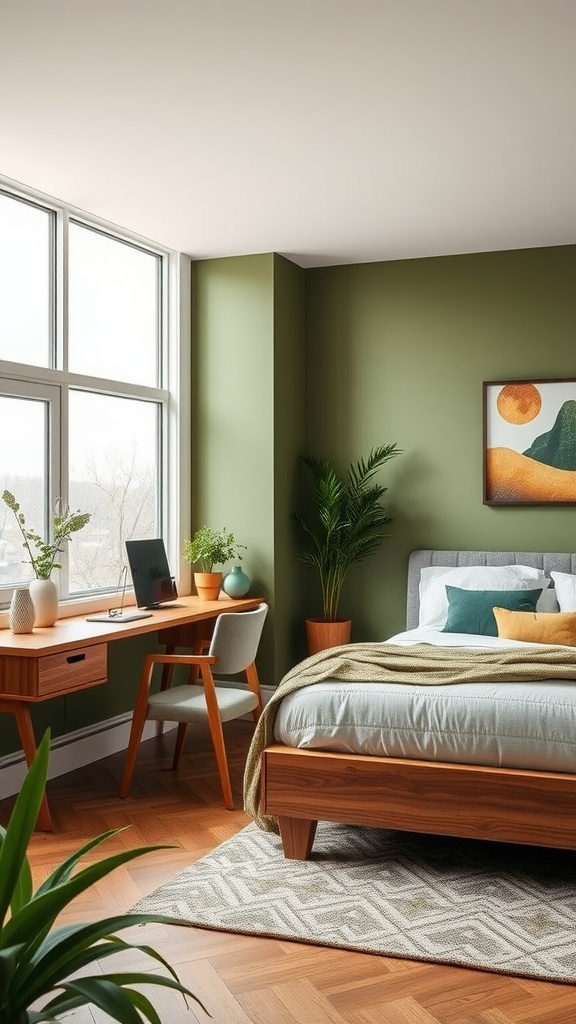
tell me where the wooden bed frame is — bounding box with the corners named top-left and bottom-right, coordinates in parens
top-left (260, 549), bottom-right (576, 859)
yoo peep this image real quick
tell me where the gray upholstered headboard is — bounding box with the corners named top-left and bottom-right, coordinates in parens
top-left (406, 550), bottom-right (576, 630)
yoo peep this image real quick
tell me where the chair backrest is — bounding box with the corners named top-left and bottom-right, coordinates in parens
top-left (208, 602), bottom-right (268, 675)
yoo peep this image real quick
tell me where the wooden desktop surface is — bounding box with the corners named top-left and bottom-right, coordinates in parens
top-left (0, 594), bottom-right (262, 657)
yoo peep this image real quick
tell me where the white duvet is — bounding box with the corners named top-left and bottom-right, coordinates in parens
top-left (273, 628), bottom-right (576, 773)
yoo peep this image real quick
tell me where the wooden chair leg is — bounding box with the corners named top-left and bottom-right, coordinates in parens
top-left (245, 661), bottom-right (263, 721)
top-left (208, 721), bottom-right (234, 810)
top-left (120, 707), bottom-right (149, 797)
top-left (120, 659), bottom-right (154, 798)
top-left (200, 666), bottom-right (234, 810)
top-left (172, 722), bottom-right (188, 769)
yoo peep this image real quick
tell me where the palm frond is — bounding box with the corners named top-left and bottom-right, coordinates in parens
top-left (293, 444), bottom-right (402, 620)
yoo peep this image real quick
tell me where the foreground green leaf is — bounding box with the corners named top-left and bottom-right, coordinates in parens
top-left (0, 729), bottom-right (209, 1023)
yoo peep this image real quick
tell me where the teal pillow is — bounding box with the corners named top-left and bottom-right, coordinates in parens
top-left (442, 586), bottom-right (543, 637)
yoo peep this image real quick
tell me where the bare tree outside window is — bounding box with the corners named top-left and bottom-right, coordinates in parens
top-left (69, 392), bottom-right (158, 593)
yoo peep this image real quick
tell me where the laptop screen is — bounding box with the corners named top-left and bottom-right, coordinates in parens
top-left (125, 538), bottom-right (178, 608)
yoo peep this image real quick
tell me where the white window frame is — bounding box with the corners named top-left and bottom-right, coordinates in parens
top-left (0, 175), bottom-right (191, 623)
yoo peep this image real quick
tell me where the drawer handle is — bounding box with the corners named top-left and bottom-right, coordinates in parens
top-left (66, 653), bottom-right (86, 664)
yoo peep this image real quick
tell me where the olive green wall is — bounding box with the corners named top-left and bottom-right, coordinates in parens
top-left (192, 252), bottom-right (306, 685)
top-left (192, 253), bottom-right (275, 679)
top-left (272, 254), bottom-right (307, 673)
top-left (305, 245), bottom-right (576, 640)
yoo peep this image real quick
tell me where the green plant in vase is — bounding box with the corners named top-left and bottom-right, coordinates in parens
top-left (183, 526), bottom-right (245, 572)
top-left (2, 490), bottom-right (91, 626)
top-left (2, 491), bottom-right (91, 580)
top-left (293, 443), bottom-right (401, 652)
top-left (183, 526), bottom-right (246, 600)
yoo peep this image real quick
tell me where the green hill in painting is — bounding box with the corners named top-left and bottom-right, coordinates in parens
top-left (523, 399), bottom-right (576, 470)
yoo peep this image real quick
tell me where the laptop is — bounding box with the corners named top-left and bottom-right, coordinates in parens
top-left (125, 538), bottom-right (180, 609)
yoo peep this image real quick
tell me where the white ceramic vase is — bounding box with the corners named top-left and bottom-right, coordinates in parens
top-left (29, 577), bottom-right (59, 627)
top-left (9, 587), bottom-right (36, 633)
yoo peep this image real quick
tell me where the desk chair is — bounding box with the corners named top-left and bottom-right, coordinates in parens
top-left (120, 602), bottom-right (268, 809)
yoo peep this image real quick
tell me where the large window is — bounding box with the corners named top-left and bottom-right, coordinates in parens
top-left (0, 181), bottom-right (188, 609)
top-left (0, 193), bottom-right (52, 366)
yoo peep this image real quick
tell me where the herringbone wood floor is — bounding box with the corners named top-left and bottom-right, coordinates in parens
top-left (3, 721), bottom-right (576, 1023)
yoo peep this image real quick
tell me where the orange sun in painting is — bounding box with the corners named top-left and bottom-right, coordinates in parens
top-left (496, 383), bottom-right (542, 424)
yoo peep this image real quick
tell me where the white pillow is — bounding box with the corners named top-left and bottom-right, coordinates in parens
top-left (538, 586), bottom-right (560, 613)
top-left (418, 564), bottom-right (552, 629)
top-left (550, 572), bottom-right (576, 612)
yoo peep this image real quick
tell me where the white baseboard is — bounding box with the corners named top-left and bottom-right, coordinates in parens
top-left (0, 685), bottom-right (276, 799)
top-left (0, 715), bottom-right (174, 800)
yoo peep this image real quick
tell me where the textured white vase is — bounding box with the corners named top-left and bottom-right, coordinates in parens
top-left (9, 587), bottom-right (36, 633)
top-left (29, 577), bottom-right (59, 627)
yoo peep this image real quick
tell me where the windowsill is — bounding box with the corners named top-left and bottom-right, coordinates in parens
top-left (0, 585), bottom-right (191, 632)
top-left (0, 592), bottom-right (139, 632)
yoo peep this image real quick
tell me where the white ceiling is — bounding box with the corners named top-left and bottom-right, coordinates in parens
top-left (2, 0), bottom-right (575, 268)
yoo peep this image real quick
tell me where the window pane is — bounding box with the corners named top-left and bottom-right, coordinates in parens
top-left (0, 194), bottom-right (51, 366)
top-left (68, 223), bottom-right (159, 386)
top-left (0, 397), bottom-right (47, 587)
top-left (68, 391), bottom-right (159, 594)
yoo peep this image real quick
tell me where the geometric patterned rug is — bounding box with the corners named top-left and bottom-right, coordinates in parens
top-left (131, 821), bottom-right (576, 984)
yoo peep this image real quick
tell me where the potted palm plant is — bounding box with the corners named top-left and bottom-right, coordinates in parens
top-left (183, 526), bottom-right (246, 600)
top-left (293, 443), bottom-right (402, 654)
top-left (0, 729), bottom-right (206, 1023)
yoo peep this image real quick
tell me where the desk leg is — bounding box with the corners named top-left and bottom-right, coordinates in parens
top-left (3, 701), bottom-right (53, 832)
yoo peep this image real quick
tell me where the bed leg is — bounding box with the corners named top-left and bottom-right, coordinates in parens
top-left (277, 816), bottom-right (318, 860)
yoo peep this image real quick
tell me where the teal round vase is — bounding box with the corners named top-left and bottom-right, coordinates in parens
top-left (223, 565), bottom-right (250, 598)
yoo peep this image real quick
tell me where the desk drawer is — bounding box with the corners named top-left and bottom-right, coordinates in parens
top-left (38, 645), bottom-right (107, 696)
top-left (0, 644), bottom-right (107, 698)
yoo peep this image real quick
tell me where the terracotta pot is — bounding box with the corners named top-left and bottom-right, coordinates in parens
top-left (305, 618), bottom-right (352, 655)
top-left (194, 571), bottom-right (223, 601)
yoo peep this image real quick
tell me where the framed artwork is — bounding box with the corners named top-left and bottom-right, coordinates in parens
top-left (483, 378), bottom-right (576, 505)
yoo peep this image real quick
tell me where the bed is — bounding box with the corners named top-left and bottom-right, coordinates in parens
top-left (245, 549), bottom-right (576, 859)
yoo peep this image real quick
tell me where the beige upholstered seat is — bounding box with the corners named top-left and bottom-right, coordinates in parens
top-left (120, 602), bottom-right (268, 809)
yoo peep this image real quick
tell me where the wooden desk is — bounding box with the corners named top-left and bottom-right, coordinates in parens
top-left (0, 594), bottom-right (263, 830)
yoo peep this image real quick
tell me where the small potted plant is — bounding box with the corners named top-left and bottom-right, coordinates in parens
top-left (183, 526), bottom-right (246, 600)
top-left (293, 444), bottom-right (401, 653)
top-left (2, 490), bottom-right (91, 627)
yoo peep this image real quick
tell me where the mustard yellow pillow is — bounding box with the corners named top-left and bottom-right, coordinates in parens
top-left (493, 607), bottom-right (576, 647)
